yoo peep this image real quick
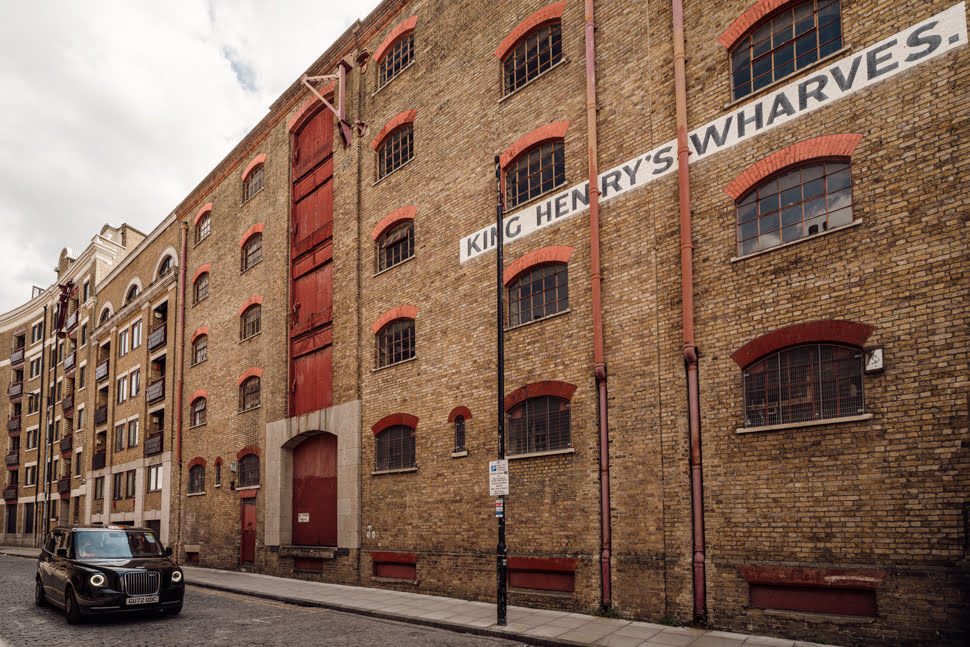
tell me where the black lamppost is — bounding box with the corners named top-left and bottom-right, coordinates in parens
top-left (494, 155), bottom-right (508, 626)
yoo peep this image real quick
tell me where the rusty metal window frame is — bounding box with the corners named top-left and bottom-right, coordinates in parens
top-left (730, 0), bottom-right (842, 101)
top-left (241, 305), bottom-right (261, 340)
top-left (191, 397), bottom-right (206, 426)
top-left (507, 263), bottom-right (568, 327)
top-left (192, 334), bottom-right (207, 365)
top-left (377, 125), bottom-right (413, 180)
top-left (505, 140), bottom-right (565, 209)
top-left (243, 164), bottom-right (264, 202)
top-left (377, 221), bottom-right (414, 272)
top-left (379, 32), bottom-right (414, 88)
top-left (507, 396), bottom-right (571, 455)
top-left (193, 272), bottom-right (208, 304)
top-left (188, 464), bottom-right (205, 494)
top-left (375, 425), bottom-right (415, 471)
top-left (238, 454), bottom-right (260, 487)
top-left (194, 213), bottom-right (210, 244)
top-left (376, 318), bottom-right (415, 368)
top-left (239, 377), bottom-right (260, 411)
top-left (241, 233), bottom-right (262, 272)
top-left (503, 21), bottom-right (563, 96)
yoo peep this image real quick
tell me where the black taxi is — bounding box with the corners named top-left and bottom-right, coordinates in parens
top-left (36, 525), bottom-right (185, 623)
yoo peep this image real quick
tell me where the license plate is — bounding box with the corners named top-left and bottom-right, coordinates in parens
top-left (126, 595), bottom-right (159, 605)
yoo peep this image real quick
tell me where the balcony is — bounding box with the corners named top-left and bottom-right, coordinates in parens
top-left (144, 433), bottom-right (163, 457)
top-left (3, 485), bottom-right (16, 501)
top-left (92, 451), bottom-right (106, 471)
top-left (65, 310), bottom-right (78, 333)
top-left (60, 434), bottom-right (73, 455)
top-left (63, 350), bottom-right (76, 374)
top-left (62, 392), bottom-right (75, 415)
top-left (5, 451), bottom-right (18, 468)
top-left (8, 381), bottom-right (23, 401)
top-left (7, 416), bottom-right (21, 434)
top-left (95, 359), bottom-right (110, 383)
top-left (146, 377), bottom-right (165, 404)
top-left (57, 477), bottom-right (71, 495)
top-left (147, 322), bottom-right (167, 352)
top-left (10, 347), bottom-right (24, 367)
top-left (94, 405), bottom-right (108, 427)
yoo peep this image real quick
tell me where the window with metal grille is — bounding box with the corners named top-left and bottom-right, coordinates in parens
top-left (241, 233), bottom-right (262, 272)
top-left (731, 0), bottom-right (842, 101)
top-left (503, 21), bottom-right (563, 96)
top-left (377, 221), bottom-right (414, 272)
top-left (191, 398), bottom-right (206, 426)
top-left (243, 164), bottom-right (264, 202)
top-left (193, 273), bottom-right (208, 304)
top-left (508, 396), bottom-right (570, 455)
top-left (375, 425), bottom-right (415, 471)
top-left (377, 125), bottom-right (413, 180)
top-left (195, 213), bottom-right (210, 244)
top-left (505, 140), bottom-right (565, 208)
top-left (238, 454), bottom-right (260, 487)
top-left (508, 263), bottom-right (568, 327)
top-left (376, 319), bottom-right (415, 368)
top-left (239, 377), bottom-right (260, 411)
top-left (188, 465), bottom-right (205, 494)
top-left (742, 343), bottom-right (864, 428)
top-left (192, 335), bottom-right (207, 364)
top-left (737, 160), bottom-right (852, 256)
top-left (454, 415), bottom-right (466, 452)
top-left (241, 305), bottom-right (261, 340)
top-left (379, 32), bottom-right (414, 88)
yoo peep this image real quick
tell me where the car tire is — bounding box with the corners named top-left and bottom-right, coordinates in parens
top-left (65, 588), bottom-right (82, 625)
top-left (34, 578), bottom-right (46, 607)
top-left (165, 600), bottom-right (183, 616)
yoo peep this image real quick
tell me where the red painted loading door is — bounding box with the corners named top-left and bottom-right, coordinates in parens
top-left (292, 434), bottom-right (337, 546)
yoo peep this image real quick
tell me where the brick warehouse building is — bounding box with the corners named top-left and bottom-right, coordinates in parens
top-left (2, 0), bottom-right (969, 644)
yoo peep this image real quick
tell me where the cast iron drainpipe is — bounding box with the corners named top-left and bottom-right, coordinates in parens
top-left (176, 220), bottom-right (188, 466)
top-left (585, 0), bottom-right (612, 608)
top-left (672, 0), bottom-right (707, 623)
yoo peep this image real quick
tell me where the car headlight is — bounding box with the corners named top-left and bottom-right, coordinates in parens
top-left (89, 573), bottom-right (106, 587)
top-left (171, 570), bottom-right (183, 583)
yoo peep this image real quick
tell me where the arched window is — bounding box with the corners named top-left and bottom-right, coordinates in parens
top-left (192, 334), bottom-right (207, 365)
top-left (742, 343), bottom-right (864, 428)
top-left (99, 308), bottom-right (112, 325)
top-left (377, 221), bottom-right (414, 271)
top-left (157, 255), bottom-right (173, 279)
top-left (125, 285), bottom-right (139, 304)
top-left (195, 213), bottom-right (210, 244)
top-left (375, 425), bottom-right (415, 471)
top-left (239, 376), bottom-right (260, 411)
top-left (379, 32), bottom-right (414, 88)
top-left (240, 305), bottom-right (261, 340)
top-left (188, 464), bottom-right (205, 494)
top-left (376, 319), bottom-right (414, 368)
top-left (243, 164), bottom-right (264, 202)
top-left (454, 415), bottom-right (466, 453)
top-left (378, 125), bottom-right (413, 180)
top-left (503, 21), bottom-right (562, 96)
top-left (193, 272), bottom-right (209, 304)
top-left (505, 140), bottom-right (565, 208)
top-left (191, 397), bottom-right (207, 426)
top-left (508, 396), bottom-right (570, 455)
top-left (241, 233), bottom-right (262, 272)
top-left (736, 160), bottom-right (852, 256)
top-left (507, 263), bottom-right (568, 326)
top-left (729, 0), bottom-right (843, 101)
top-left (237, 454), bottom-right (260, 487)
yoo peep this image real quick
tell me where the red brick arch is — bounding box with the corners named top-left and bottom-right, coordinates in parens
top-left (372, 413), bottom-right (419, 435)
top-left (504, 381), bottom-right (577, 412)
top-left (719, 0), bottom-right (795, 49)
top-left (193, 203), bottom-right (213, 225)
top-left (371, 206), bottom-right (416, 240)
top-left (373, 15), bottom-right (419, 63)
top-left (239, 223), bottom-right (265, 248)
top-left (494, 1), bottom-right (568, 60)
top-left (236, 445), bottom-right (261, 460)
top-left (190, 326), bottom-right (209, 343)
top-left (724, 134), bottom-right (863, 200)
top-left (371, 305), bottom-right (418, 335)
top-left (730, 320), bottom-right (875, 368)
top-left (238, 295), bottom-right (264, 316)
top-left (241, 153), bottom-right (266, 181)
top-left (371, 110), bottom-right (417, 151)
top-left (500, 121), bottom-right (570, 169)
top-left (237, 367), bottom-right (263, 386)
top-left (504, 246), bottom-right (574, 285)
top-left (448, 406), bottom-right (472, 423)
top-left (190, 389), bottom-right (208, 402)
top-left (192, 264), bottom-right (211, 284)
top-left (188, 457), bottom-right (207, 470)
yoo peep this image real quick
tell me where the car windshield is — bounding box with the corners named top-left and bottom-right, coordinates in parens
top-left (74, 530), bottom-right (163, 559)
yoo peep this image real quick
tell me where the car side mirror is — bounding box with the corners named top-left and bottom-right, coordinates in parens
top-left (165, 547), bottom-right (173, 556)
top-left (56, 548), bottom-right (67, 558)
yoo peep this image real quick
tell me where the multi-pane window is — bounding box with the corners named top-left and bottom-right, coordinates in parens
top-left (241, 306), bottom-right (261, 340)
top-left (193, 272), bottom-right (209, 304)
top-left (25, 465), bottom-right (37, 486)
top-left (118, 329), bottom-right (129, 357)
top-left (454, 415), bottom-right (466, 453)
top-left (192, 335), bottom-right (207, 364)
top-left (147, 464), bottom-right (162, 492)
top-left (125, 469), bottom-right (136, 498)
top-left (93, 476), bottom-right (104, 500)
top-left (112, 472), bottom-right (123, 500)
top-left (130, 369), bottom-right (140, 397)
top-left (241, 234), bottom-right (262, 272)
top-left (737, 161), bottom-right (852, 256)
top-left (188, 465), bottom-right (205, 494)
top-left (195, 213), bottom-right (211, 244)
top-left (730, 0), bottom-right (842, 100)
top-left (239, 377), bottom-right (260, 411)
top-left (379, 32), bottom-right (414, 88)
top-left (505, 140), bottom-right (565, 208)
top-left (508, 396), bottom-right (571, 455)
top-left (377, 221), bottom-right (414, 272)
top-left (508, 263), bottom-right (568, 327)
top-left (131, 321), bottom-right (142, 349)
top-left (503, 21), bottom-right (563, 95)
top-left (191, 398), bottom-right (207, 427)
top-left (127, 419), bottom-right (138, 448)
top-left (377, 125), bottom-right (413, 180)
top-left (243, 165), bottom-right (264, 202)
top-left (742, 343), bottom-right (864, 428)
top-left (375, 425), bottom-right (415, 471)
top-left (115, 424), bottom-right (125, 452)
top-left (29, 358), bottom-right (41, 379)
top-left (377, 319), bottom-right (415, 368)
top-left (237, 454), bottom-right (260, 488)
top-left (116, 376), bottom-right (127, 404)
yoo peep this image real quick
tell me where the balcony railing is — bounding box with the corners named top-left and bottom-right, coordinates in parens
top-left (5, 451), bottom-right (18, 467)
top-left (2, 485), bottom-right (16, 501)
top-left (61, 392), bottom-right (75, 415)
top-left (10, 347), bottom-right (24, 367)
top-left (144, 433), bottom-right (163, 457)
top-left (57, 477), bottom-right (71, 495)
top-left (146, 377), bottom-right (165, 404)
top-left (63, 351), bottom-right (76, 374)
top-left (65, 310), bottom-right (78, 333)
top-left (92, 451), bottom-right (106, 471)
top-left (60, 434), bottom-right (73, 455)
top-left (147, 322), bottom-right (167, 351)
top-left (95, 359), bottom-right (110, 383)
top-left (7, 416), bottom-right (21, 433)
top-left (94, 406), bottom-right (108, 427)
top-left (8, 381), bottom-right (23, 400)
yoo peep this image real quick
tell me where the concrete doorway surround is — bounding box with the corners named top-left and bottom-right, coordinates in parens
top-left (264, 400), bottom-right (360, 549)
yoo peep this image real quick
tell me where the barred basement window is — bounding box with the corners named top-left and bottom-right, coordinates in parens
top-left (505, 140), bottom-right (565, 208)
top-left (379, 32), bottom-right (414, 88)
top-left (503, 21), bottom-right (563, 95)
top-left (730, 0), bottom-right (843, 100)
top-left (508, 396), bottom-right (570, 455)
top-left (241, 233), bottom-right (262, 272)
top-left (454, 415), bottom-right (466, 452)
top-left (193, 272), bottom-right (209, 304)
top-left (508, 263), bottom-right (568, 327)
top-left (377, 221), bottom-right (414, 271)
top-left (377, 125), bottom-right (413, 180)
top-left (241, 305), bottom-right (261, 340)
top-left (195, 213), bottom-right (210, 244)
top-left (377, 319), bottom-right (415, 368)
top-left (192, 335), bottom-right (207, 364)
top-left (375, 425), bottom-right (415, 471)
top-left (239, 377), bottom-right (260, 411)
top-left (191, 398), bottom-right (207, 426)
top-left (237, 454), bottom-right (260, 487)
top-left (243, 164), bottom-right (264, 202)
top-left (188, 465), bottom-right (205, 494)
top-left (737, 160), bottom-right (852, 256)
top-left (742, 343), bottom-right (864, 428)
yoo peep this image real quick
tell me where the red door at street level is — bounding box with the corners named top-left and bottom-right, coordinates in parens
top-left (240, 499), bottom-right (256, 563)
top-left (292, 433), bottom-right (337, 546)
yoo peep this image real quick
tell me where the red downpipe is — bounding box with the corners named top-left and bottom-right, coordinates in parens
top-left (672, 0), bottom-right (706, 622)
top-left (585, 0), bottom-right (612, 608)
top-left (176, 220), bottom-right (188, 465)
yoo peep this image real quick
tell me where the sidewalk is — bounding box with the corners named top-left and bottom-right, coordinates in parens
top-left (2, 545), bottom-right (831, 647)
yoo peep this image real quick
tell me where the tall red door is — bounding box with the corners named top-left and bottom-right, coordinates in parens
top-left (240, 499), bottom-right (256, 563)
top-left (292, 434), bottom-right (337, 546)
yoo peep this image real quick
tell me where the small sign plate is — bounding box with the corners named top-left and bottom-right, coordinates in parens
top-left (489, 460), bottom-right (509, 496)
top-left (297, 512), bottom-right (310, 523)
top-left (495, 499), bottom-right (504, 517)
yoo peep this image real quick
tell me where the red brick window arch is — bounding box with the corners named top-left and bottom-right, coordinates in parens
top-left (504, 381), bottom-right (576, 455)
top-left (372, 110), bottom-right (416, 180)
top-left (723, 0), bottom-right (843, 101)
top-left (237, 453), bottom-right (260, 487)
top-left (188, 460), bottom-right (206, 494)
top-left (241, 233), bottom-right (262, 272)
top-left (496, 2), bottom-right (566, 96)
top-left (375, 15), bottom-right (417, 89)
top-left (372, 414), bottom-right (419, 471)
top-left (501, 122), bottom-right (569, 209)
top-left (372, 207), bottom-right (416, 272)
top-left (504, 246), bottom-right (573, 327)
top-left (194, 203), bottom-right (213, 244)
top-left (376, 319), bottom-right (414, 368)
top-left (242, 154), bottom-right (265, 202)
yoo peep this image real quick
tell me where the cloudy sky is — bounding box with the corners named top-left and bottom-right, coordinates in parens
top-left (0, 0), bottom-right (378, 314)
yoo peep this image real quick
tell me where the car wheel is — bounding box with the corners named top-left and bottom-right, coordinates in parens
top-left (34, 578), bottom-right (46, 607)
top-left (65, 588), bottom-right (82, 625)
top-left (165, 600), bottom-right (183, 616)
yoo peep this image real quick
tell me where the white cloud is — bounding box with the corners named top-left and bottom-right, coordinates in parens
top-left (0, 0), bottom-right (373, 313)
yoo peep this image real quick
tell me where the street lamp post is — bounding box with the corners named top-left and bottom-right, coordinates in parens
top-left (494, 155), bottom-right (508, 627)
